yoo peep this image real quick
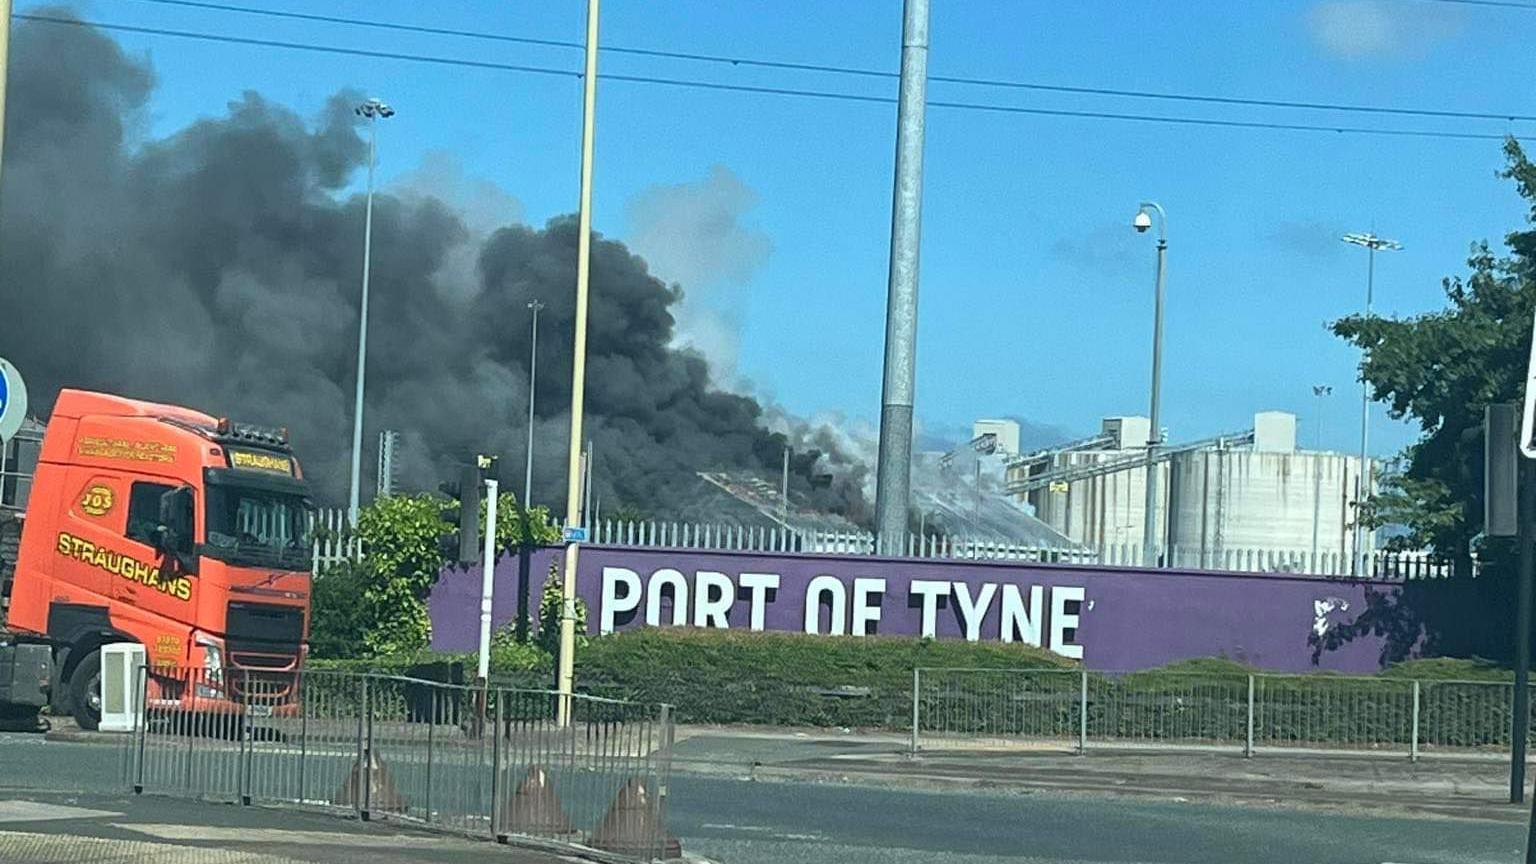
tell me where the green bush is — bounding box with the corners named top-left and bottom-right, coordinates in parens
top-left (1379, 657), bottom-right (1511, 681)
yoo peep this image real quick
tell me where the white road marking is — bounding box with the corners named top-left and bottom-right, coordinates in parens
top-left (0, 801), bottom-right (122, 823)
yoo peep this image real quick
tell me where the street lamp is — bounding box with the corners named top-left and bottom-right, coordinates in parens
top-left (346, 97), bottom-right (395, 525)
top-left (1340, 231), bottom-right (1401, 577)
top-left (1310, 384), bottom-right (1333, 564)
top-left (558, 0), bottom-right (601, 726)
top-left (1133, 201), bottom-right (1167, 567)
top-left (523, 299), bottom-right (544, 509)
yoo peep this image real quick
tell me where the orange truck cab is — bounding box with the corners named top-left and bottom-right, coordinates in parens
top-left (0, 389), bottom-right (313, 729)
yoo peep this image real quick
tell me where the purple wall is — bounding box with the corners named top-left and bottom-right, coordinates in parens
top-left (428, 546), bottom-right (1399, 673)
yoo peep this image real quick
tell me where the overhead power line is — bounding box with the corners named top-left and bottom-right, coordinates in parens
top-left (14, 12), bottom-right (1528, 143)
top-left (128, 0), bottom-right (1536, 124)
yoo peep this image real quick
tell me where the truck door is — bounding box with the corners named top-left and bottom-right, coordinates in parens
top-left (111, 480), bottom-right (196, 670)
top-left (51, 469), bottom-right (133, 606)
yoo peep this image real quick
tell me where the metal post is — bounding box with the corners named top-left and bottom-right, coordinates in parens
top-left (558, 0), bottom-right (601, 727)
top-left (1310, 385), bottom-right (1330, 563)
top-left (657, 703), bottom-right (674, 858)
top-left (1078, 670), bottom-right (1088, 754)
top-left (1411, 680), bottom-right (1420, 762)
top-left (424, 690), bottom-right (435, 823)
top-left (1139, 203), bottom-right (1167, 568)
top-left (1245, 674), bottom-right (1255, 758)
top-left (239, 669), bottom-right (251, 806)
top-left (133, 664), bottom-right (148, 794)
top-left (1354, 246), bottom-right (1375, 578)
top-left (524, 300), bottom-right (543, 508)
top-left (910, 668), bottom-right (920, 755)
top-left (781, 446), bottom-right (790, 520)
top-left (583, 440), bottom-right (594, 527)
top-left (348, 109), bottom-right (380, 523)
top-left (490, 690), bottom-right (502, 838)
top-left (872, 0), bottom-right (931, 555)
top-left (362, 677), bottom-right (375, 821)
top-left (298, 677), bottom-right (308, 803)
top-left (354, 676), bottom-right (367, 821)
top-left (1515, 460), bottom-right (1534, 803)
top-left (478, 477), bottom-right (500, 682)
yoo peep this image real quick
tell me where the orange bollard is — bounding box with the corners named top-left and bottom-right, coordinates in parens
top-left (590, 777), bottom-right (681, 859)
top-left (499, 765), bottom-right (575, 837)
top-left (333, 752), bottom-right (409, 816)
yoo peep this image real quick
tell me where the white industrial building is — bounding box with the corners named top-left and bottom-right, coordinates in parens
top-left (1008, 411), bottom-right (1375, 573)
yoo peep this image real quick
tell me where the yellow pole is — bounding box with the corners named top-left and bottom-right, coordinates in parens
top-left (0, 0), bottom-right (14, 194)
top-left (558, 0), bottom-right (600, 727)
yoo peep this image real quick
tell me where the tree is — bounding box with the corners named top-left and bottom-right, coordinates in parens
top-left (309, 491), bottom-right (559, 657)
top-left (1326, 138), bottom-right (1536, 660)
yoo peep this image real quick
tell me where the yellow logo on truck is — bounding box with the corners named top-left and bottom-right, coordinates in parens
top-left (77, 436), bottom-right (177, 464)
top-left (55, 532), bottom-right (192, 601)
top-left (80, 484), bottom-right (114, 516)
top-left (228, 449), bottom-right (294, 475)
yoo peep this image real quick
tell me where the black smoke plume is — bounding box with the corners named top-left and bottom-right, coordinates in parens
top-left (0, 12), bottom-right (869, 524)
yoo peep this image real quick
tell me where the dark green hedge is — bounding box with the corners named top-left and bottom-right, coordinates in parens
top-left (311, 628), bottom-right (1069, 727)
top-left (306, 634), bottom-right (1524, 745)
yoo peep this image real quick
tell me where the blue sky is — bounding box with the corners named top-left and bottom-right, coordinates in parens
top-left (32, 0), bottom-right (1536, 457)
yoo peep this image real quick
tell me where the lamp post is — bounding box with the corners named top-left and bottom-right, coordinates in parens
top-left (346, 97), bottom-right (395, 525)
top-left (1310, 384), bottom-right (1333, 565)
top-left (523, 299), bottom-right (543, 509)
top-left (557, 0), bottom-right (600, 727)
top-left (1133, 201), bottom-right (1167, 567)
top-left (1341, 231), bottom-right (1401, 577)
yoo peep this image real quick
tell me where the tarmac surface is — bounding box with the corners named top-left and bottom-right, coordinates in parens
top-left (6, 724), bottom-right (1535, 863)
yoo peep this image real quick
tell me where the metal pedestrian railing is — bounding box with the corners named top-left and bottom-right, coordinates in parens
top-left (911, 668), bottom-right (1536, 759)
top-left (126, 667), bottom-right (677, 861)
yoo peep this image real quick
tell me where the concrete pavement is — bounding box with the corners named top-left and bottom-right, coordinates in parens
top-left (0, 790), bottom-right (580, 864)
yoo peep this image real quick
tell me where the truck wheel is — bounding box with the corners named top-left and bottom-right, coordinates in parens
top-left (69, 650), bottom-right (102, 731)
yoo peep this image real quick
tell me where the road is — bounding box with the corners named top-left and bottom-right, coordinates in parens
top-left (666, 774), bottom-right (1524, 864)
top-left (0, 731), bottom-right (1528, 863)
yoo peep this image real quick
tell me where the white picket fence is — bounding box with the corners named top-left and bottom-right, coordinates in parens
top-left (309, 507), bottom-right (361, 573)
top-left (307, 507), bottom-right (1452, 580)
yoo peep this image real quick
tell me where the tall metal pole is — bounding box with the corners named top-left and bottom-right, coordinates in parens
top-left (347, 114), bottom-right (378, 525)
top-left (872, 0), bottom-right (931, 556)
top-left (1310, 385), bottom-right (1331, 563)
top-left (1355, 247), bottom-right (1375, 577)
top-left (523, 300), bottom-right (543, 508)
top-left (557, 0), bottom-right (599, 727)
top-left (1515, 458), bottom-right (1534, 804)
top-left (780, 446), bottom-right (790, 520)
top-left (347, 99), bottom-right (393, 523)
top-left (1138, 202), bottom-right (1167, 567)
top-left (1342, 231), bottom-right (1398, 574)
top-left (0, 0), bottom-right (14, 196)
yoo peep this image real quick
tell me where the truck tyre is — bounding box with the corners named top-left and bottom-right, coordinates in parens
top-left (69, 649), bottom-right (102, 731)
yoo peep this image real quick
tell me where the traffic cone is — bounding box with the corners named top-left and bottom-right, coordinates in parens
top-left (498, 765), bottom-right (574, 837)
top-left (590, 777), bottom-right (681, 859)
top-left (334, 751), bottom-right (409, 816)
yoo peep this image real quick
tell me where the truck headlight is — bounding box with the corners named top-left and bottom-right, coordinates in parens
top-left (194, 634), bottom-right (225, 698)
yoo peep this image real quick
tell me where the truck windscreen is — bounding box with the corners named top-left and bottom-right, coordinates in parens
top-left (203, 485), bottom-right (313, 572)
